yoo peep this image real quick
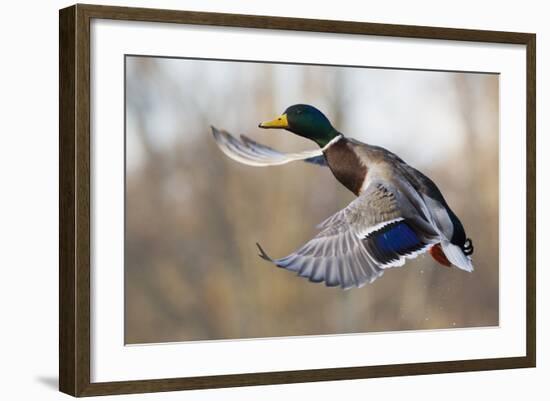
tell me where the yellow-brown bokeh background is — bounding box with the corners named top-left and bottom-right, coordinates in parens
top-left (125, 56), bottom-right (499, 344)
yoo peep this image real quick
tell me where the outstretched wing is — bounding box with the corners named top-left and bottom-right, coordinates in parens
top-left (258, 181), bottom-right (439, 289)
top-left (211, 126), bottom-right (327, 167)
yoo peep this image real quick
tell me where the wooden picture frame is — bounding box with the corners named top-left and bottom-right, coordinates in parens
top-left (59, 3), bottom-right (536, 397)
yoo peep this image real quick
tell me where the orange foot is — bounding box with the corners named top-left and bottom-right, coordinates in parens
top-left (429, 243), bottom-right (451, 267)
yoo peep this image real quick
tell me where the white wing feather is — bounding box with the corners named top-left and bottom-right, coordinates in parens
top-left (211, 126), bottom-right (323, 167)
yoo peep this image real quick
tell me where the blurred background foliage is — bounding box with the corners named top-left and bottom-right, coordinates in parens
top-left (125, 56), bottom-right (499, 344)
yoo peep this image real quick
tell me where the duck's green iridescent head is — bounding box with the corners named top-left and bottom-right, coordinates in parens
top-left (259, 104), bottom-right (340, 147)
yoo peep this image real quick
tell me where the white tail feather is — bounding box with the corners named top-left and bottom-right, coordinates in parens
top-left (441, 242), bottom-right (474, 272)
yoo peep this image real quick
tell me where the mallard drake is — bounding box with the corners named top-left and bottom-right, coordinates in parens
top-left (211, 104), bottom-right (474, 289)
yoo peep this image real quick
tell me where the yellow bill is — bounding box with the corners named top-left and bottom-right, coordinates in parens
top-left (259, 113), bottom-right (289, 129)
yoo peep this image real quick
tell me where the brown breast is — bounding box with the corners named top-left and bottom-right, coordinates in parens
top-left (323, 139), bottom-right (367, 196)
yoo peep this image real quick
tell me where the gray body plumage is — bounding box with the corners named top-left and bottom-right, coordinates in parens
top-left (212, 127), bottom-right (473, 289)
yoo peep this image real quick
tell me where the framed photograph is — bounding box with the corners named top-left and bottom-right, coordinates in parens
top-left (59, 4), bottom-right (536, 397)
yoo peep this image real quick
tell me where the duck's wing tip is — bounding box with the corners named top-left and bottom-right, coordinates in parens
top-left (210, 126), bottom-right (325, 167)
top-left (256, 242), bottom-right (274, 262)
top-left (210, 125), bottom-right (224, 140)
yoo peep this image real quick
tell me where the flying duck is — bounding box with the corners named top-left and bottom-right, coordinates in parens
top-left (211, 104), bottom-right (474, 289)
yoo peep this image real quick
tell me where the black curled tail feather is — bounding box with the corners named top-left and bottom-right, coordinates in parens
top-left (463, 238), bottom-right (474, 256)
